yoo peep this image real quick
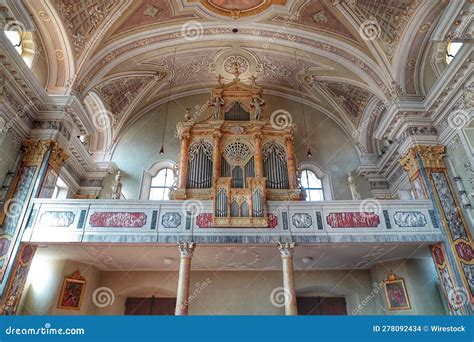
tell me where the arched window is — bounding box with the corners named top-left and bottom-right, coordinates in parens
top-left (149, 168), bottom-right (174, 200)
top-left (301, 169), bottom-right (324, 201)
top-left (446, 42), bottom-right (463, 64)
top-left (139, 160), bottom-right (176, 200)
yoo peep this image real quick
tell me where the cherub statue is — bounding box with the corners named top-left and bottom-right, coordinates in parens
top-left (208, 95), bottom-right (224, 119)
top-left (347, 173), bottom-right (361, 200)
top-left (171, 162), bottom-right (179, 190)
top-left (250, 96), bottom-right (265, 120)
top-left (111, 171), bottom-right (123, 200)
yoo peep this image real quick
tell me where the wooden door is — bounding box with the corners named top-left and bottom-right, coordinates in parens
top-left (125, 297), bottom-right (177, 315)
top-left (296, 296), bottom-right (347, 315)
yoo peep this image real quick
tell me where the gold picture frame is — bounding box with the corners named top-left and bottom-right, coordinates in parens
top-left (383, 271), bottom-right (411, 311)
top-left (57, 270), bottom-right (86, 310)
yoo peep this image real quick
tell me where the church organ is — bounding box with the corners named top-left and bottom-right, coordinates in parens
top-left (171, 75), bottom-right (302, 227)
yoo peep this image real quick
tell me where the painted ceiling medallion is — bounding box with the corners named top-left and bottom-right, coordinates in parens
top-left (189, 0), bottom-right (287, 19)
top-left (223, 55), bottom-right (250, 77)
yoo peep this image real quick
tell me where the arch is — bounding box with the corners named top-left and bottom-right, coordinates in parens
top-left (23, 0), bottom-right (76, 94)
top-left (296, 284), bottom-right (361, 316)
top-left (83, 92), bottom-right (113, 161)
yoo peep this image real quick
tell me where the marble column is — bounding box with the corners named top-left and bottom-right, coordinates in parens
top-left (175, 242), bottom-right (195, 315)
top-left (400, 144), bottom-right (473, 315)
top-left (278, 242), bottom-right (298, 315)
top-left (285, 135), bottom-right (298, 189)
top-left (37, 142), bottom-right (69, 198)
top-left (254, 131), bottom-right (264, 178)
top-left (0, 244), bottom-right (36, 315)
top-left (212, 131), bottom-right (222, 180)
top-left (177, 134), bottom-right (190, 190)
top-left (0, 140), bottom-right (68, 313)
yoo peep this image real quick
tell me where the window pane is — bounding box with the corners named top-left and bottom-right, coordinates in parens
top-left (308, 189), bottom-right (324, 201)
top-left (446, 42), bottom-right (463, 64)
top-left (162, 188), bottom-right (170, 200)
top-left (163, 169), bottom-right (175, 186)
top-left (301, 169), bottom-right (324, 201)
top-left (306, 170), bottom-right (318, 184)
top-left (5, 31), bottom-right (22, 54)
top-left (151, 169), bottom-right (167, 186)
top-left (149, 188), bottom-right (164, 200)
top-left (301, 170), bottom-right (310, 188)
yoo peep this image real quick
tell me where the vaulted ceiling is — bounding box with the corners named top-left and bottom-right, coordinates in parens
top-left (24, 0), bottom-right (451, 157)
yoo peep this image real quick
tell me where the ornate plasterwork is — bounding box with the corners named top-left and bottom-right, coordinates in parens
top-left (223, 55), bottom-right (250, 77)
top-left (53, 0), bottom-right (121, 56)
top-left (400, 145), bottom-right (446, 179)
top-left (177, 242), bottom-right (195, 257)
top-left (92, 75), bottom-right (155, 127)
top-left (188, 0), bottom-right (287, 19)
top-left (278, 242), bottom-right (295, 257)
top-left (350, 0), bottom-right (421, 61)
top-left (311, 79), bottom-right (374, 125)
top-left (291, 0), bottom-right (358, 42)
top-left (49, 142), bottom-right (70, 173)
top-left (21, 139), bottom-right (53, 165)
top-left (446, 7), bottom-right (474, 41)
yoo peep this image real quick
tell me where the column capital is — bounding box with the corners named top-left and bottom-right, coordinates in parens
top-left (49, 142), bottom-right (69, 173)
top-left (178, 242), bottom-right (195, 257)
top-left (21, 139), bottom-right (53, 166)
top-left (278, 242), bottom-right (295, 257)
top-left (400, 144), bottom-right (446, 178)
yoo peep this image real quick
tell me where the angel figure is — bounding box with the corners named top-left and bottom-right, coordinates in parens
top-left (347, 173), bottom-right (361, 201)
top-left (208, 95), bottom-right (224, 119)
top-left (250, 96), bottom-right (265, 120)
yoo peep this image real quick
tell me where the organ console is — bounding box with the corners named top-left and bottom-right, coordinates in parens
top-left (170, 75), bottom-right (302, 227)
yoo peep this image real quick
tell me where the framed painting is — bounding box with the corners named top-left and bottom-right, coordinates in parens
top-left (383, 271), bottom-right (411, 310)
top-left (57, 270), bottom-right (86, 310)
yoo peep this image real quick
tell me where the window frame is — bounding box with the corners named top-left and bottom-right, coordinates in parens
top-left (139, 160), bottom-right (176, 200)
top-left (300, 169), bottom-right (324, 201)
top-left (149, 167), bottom-right (174, 201)
top-left (298, 162), bottom-right (333, 201)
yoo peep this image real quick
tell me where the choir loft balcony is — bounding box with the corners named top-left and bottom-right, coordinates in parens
top-left (23, 199), bottom-right (442, 245)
